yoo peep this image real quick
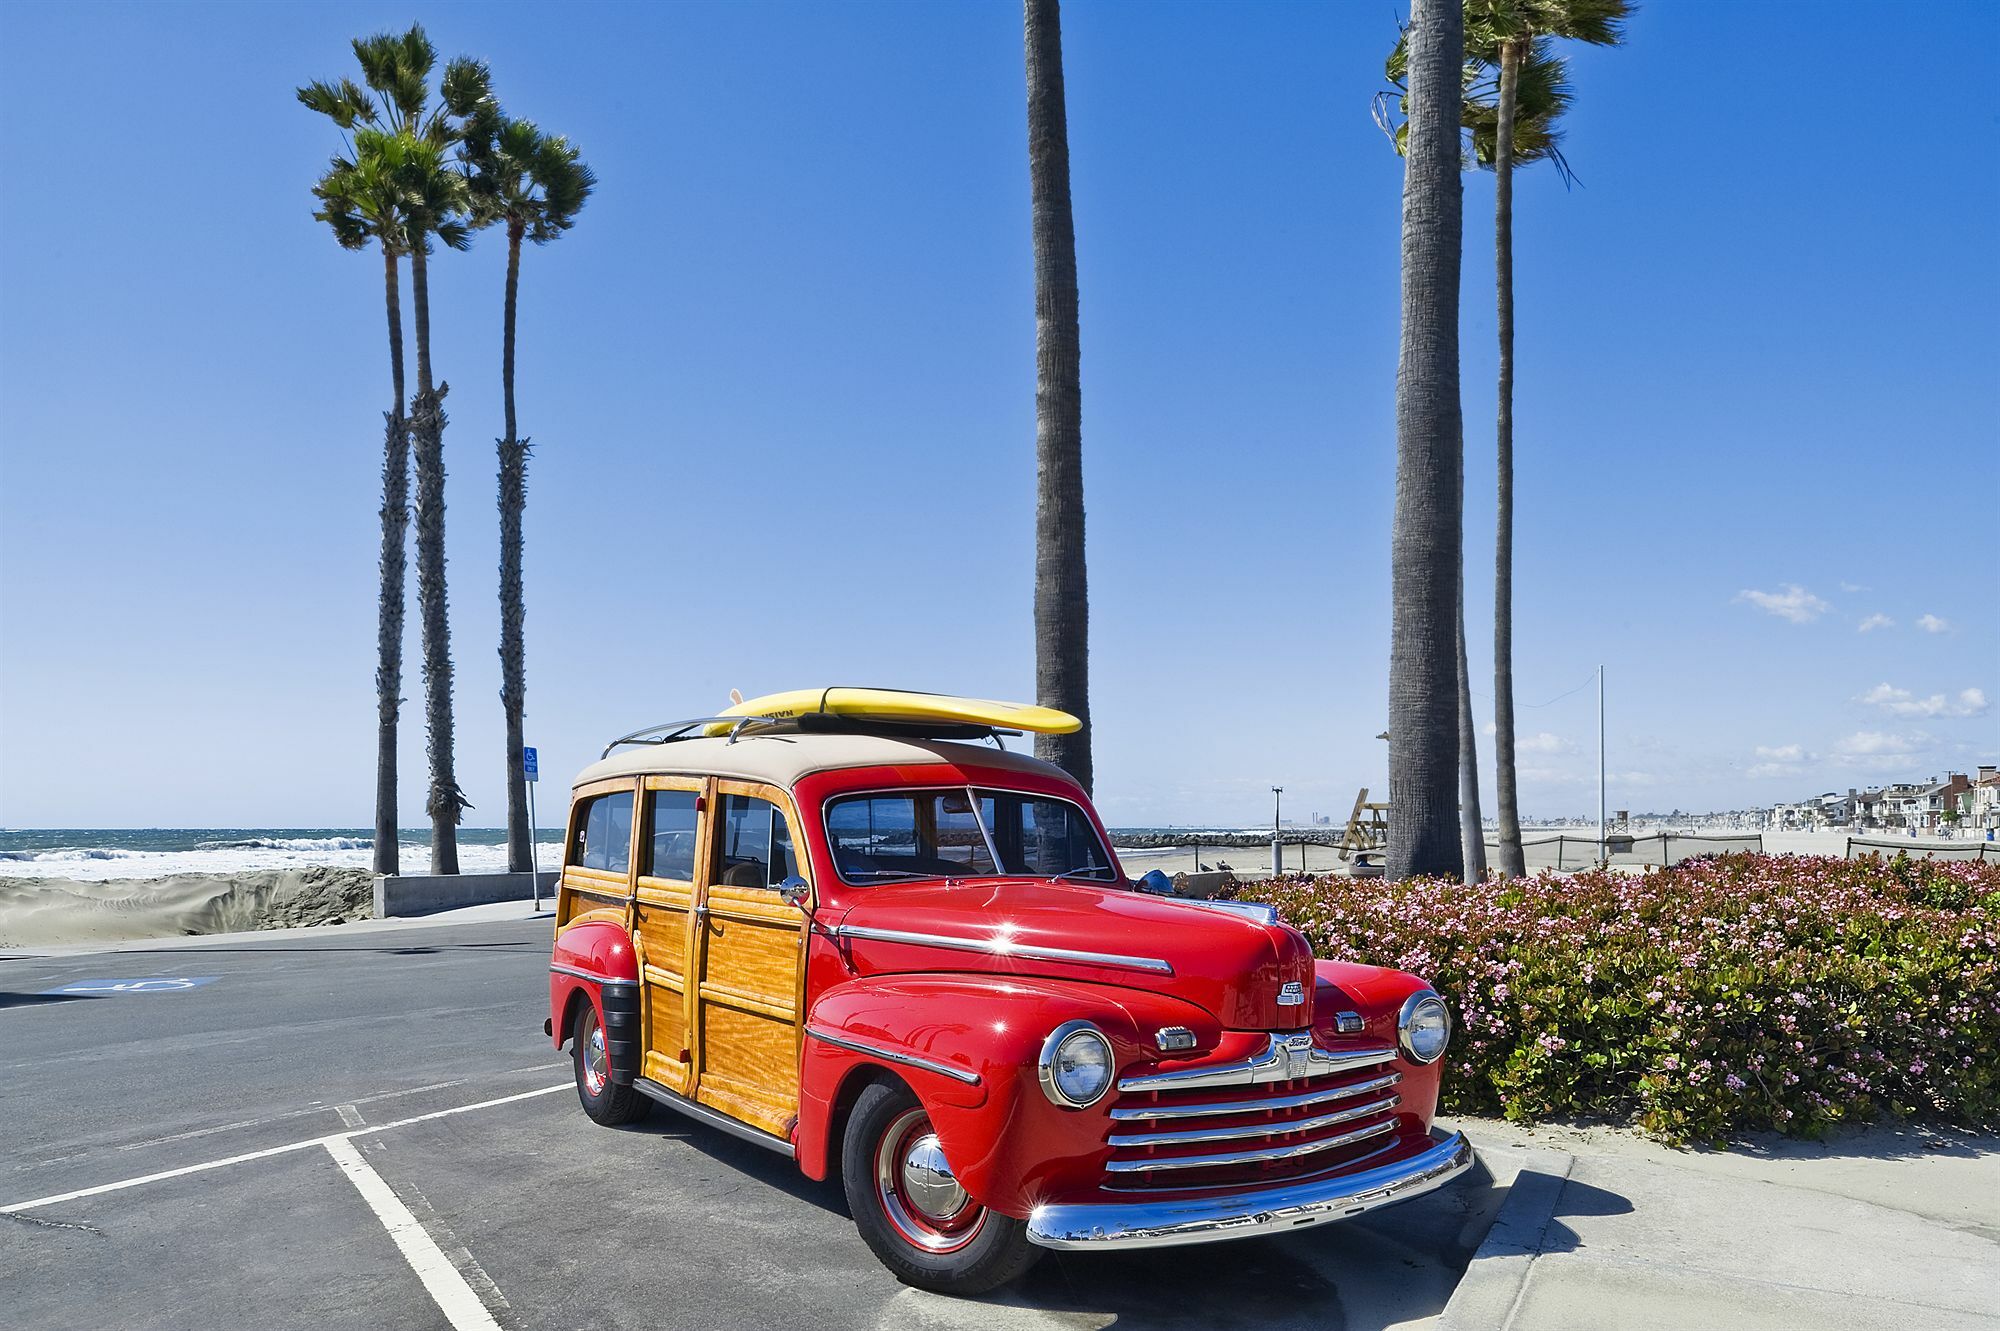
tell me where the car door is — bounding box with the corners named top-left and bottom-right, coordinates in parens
top-left (687, 781), bottom-right (810, 1139)
top-left (632, 775), bottom-right (709, 1096)
top-left (558, 780), bottom-right (638, 926)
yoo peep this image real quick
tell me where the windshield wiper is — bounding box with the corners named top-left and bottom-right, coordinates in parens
top-left (844, 868), bottom-right (942, 881)
top-left (1046, 865), bottom-right (1113, 884)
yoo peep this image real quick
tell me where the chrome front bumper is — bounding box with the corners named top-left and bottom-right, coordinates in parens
top-left (1024, 1132), bottom-right (1474, 1251)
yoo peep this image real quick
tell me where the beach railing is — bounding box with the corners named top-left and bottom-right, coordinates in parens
top-left (1486, 832), bottom-right (1765, 870)
top-left (1844, 836), bottom-right (2000, 864)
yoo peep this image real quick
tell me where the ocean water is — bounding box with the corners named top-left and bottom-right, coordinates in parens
top-left (0, 826), bottom-right (1264, 881)
top-left (0, 829), bottom-right (567, 882)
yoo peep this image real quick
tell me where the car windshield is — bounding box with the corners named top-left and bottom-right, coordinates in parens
top-left (825, 787), bottom-right (1117, 884)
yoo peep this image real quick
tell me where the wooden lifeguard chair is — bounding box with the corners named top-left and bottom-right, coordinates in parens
top-left (1339, 788), bottom-right (1390, 871)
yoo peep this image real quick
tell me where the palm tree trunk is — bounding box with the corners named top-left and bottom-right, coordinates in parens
top-left (1387, 0), bottom-right (1465, 882)
top-left (409, 241), bottom-right (465, 874)
top-left (1024, 0), bottom-right (1092, 794)
top-left (1491, 38), bottom-right (1527, 879)
top-left (374, 243), bottom-right (408, 878)
top-left (1457, 561), bottom-right (1487, 880)
top-left (499, 220), bottom-right (532, 875)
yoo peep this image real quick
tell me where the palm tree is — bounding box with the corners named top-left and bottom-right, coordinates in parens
top-left (1466, 0), bottom-right (1630, 877)
top-left (453, 82), bottom-right (595, 875)
top-left (1457, 477), bottom-right (1487, 880)
top-left (400, 129), bottom-right (475, 874)
top-left (298, 37), bottom-right (438, 878)
top-left (1023, 0), bottom-right (1092, 793)
top-left (1380, 29), bottom-right (1576, 882)
top-left (308, 25), bottom-right (475, 875)
top-left (1387, 0), bottom-right (1466, 882)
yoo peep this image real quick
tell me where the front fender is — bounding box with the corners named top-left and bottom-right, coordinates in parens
top-left (796, 973), bottom-right (1218, 1216)
top-left (550, 917), bottom-right (640, 1084)
top-left (1312, 960), bottom-right (1444, 1121)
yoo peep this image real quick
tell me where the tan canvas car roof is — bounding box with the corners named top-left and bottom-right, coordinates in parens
top-left (571, 730), bottom-right (1070, 791)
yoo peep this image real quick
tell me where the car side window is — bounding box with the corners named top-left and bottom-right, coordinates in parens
top-left (716, 794), bottom-right (794, 890)
top-left (571, 791), bottom-right (634, 873)
top-left (646, 789), bottom-right (700, 881)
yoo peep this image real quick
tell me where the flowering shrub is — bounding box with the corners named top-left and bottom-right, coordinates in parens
top-left (1236, 854), bottom-right (2000, 1144)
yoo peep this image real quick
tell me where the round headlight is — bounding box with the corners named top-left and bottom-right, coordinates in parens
top-left (1398, 991), bottom-right (1451, 1065)
top-left (1038, 1020), bottom-right (1114, 1109)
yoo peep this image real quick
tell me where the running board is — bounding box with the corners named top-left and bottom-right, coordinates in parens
top-left (632, 1078), bottom-right (796, 1159)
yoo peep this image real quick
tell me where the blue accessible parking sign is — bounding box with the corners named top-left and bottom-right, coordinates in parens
top-left (523, 746), bottom-right (538, 782)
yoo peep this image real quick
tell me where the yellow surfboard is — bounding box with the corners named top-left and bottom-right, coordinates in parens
top-left (703, 688), bottom-right (1080, 737)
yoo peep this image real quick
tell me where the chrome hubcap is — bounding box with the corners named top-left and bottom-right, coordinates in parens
top-left (899, 1132), bottom-right (968, 1219)
top-left (874, 1107), bottom-right (985, 1253)
top-left (582, 1015), bottom-right (608, 1096)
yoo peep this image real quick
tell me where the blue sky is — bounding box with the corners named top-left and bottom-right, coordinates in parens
top-left (1, 0), bottom-right (1994, 830)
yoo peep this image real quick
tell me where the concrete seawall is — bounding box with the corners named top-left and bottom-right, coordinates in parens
top-left (374, 870), bottom-right (559, 918)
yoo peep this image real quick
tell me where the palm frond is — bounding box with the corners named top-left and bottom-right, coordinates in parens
top-left (297, 77), bottom-right (376, 128)
top-left (440, 57), bottom-right (492, 117)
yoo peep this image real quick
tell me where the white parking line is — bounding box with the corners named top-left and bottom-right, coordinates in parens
top-left (335, 1104), bottom-right (367, 1129)
top-left (0, 1083), bottom-right (566, 1215)
top-left (324, 1137), bottom-right (502, 1331)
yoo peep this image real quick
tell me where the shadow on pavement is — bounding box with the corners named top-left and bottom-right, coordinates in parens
top-left (1536, 1177), bottom-right (1634, 1254)
top-left (0, 992), bottom-right (105, 1009)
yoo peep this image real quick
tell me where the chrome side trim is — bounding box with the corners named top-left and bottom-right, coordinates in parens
top-left (1102, 1117), bottom-right (1397, 1172)
top-left (805, 1025), bottom-right (982, 1086)
top-left (834, 924), bottom-right (1174, 976)
top-left (1027, 1133), bottom-right (1474, 1249)
top-left (631, 1078), bottom-right (796, 1158)
top-left (1117, 1035), bottom-right (1397, 1092)
top-left (1106, 1094), bottom-right (1401, 1148)
top-left (550, 962), bottom-right (638, 991)
top-left (1110, 1071), bottom-right (1403, 1122)
top-left (1165, 897), bottom-right (1278, 927)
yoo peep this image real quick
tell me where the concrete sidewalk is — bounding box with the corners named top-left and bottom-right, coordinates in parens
top-left (0, 898), bottom-right (557, 959)
top-left (1439, 1118), bottom-right (2000, 1331)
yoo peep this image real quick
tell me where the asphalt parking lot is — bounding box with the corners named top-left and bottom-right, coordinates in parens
top-left (1, 916), bottom-right (1514, 1331)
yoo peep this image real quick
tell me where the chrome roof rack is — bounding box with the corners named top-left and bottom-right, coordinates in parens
top-left (600, 715), bottom-right (780, 758)
top-left (599, 713), bottom-right (1022, 759)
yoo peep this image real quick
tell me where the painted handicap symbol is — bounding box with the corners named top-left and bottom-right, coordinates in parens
top-left (44, 976), bottom-right (220, 995)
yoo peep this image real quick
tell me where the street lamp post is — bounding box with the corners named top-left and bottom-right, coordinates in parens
top-left (1272, 786), bottom-right (1284, 877)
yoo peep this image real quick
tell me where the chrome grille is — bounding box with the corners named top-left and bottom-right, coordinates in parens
top-left (1104, 1036), bottom-right (1407, 1192)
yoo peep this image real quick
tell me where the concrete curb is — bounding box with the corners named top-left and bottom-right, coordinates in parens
top-left (1437, 1148), bottom-right (1576, 1331)
top-left (373, 871), bottom-right (558, 918)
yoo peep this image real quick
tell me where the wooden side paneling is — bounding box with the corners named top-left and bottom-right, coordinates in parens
top-left (637, 776), bottom-right (706, 1098)
top-left (689, 780), bottom-right (809, 1137)
top-left (557, 776), bottom-right (639, 928)
top-left (696, 1003), bottom-right (802, 1137)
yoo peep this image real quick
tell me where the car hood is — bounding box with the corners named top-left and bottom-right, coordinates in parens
top-left (830, 878), bottom-right (1315, 1031)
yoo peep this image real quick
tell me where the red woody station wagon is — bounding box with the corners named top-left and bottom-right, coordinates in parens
top-left (546, 689), bottom-right (1472, 1294)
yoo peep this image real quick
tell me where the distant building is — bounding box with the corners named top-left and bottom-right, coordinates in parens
top-left (1955, 766), bottom-right (1999, 836)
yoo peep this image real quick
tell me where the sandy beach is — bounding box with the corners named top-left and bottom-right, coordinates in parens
top-left (0, 866), bottom-right (374, 949)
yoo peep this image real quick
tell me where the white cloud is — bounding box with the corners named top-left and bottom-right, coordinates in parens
top-left (1857, 613), bottom-right (1894, 633)
top-left (1917, 614), bottom-right (1952, 634)
top-left (1748, 743), bottom-right (1811, 779)
top-left (1839, 581), bottom-right (1868, 594)
top-left (1748, 762), bottom-right (1802, 778)
top-left (1735, 584), bottom-right (1829, 624)
top-left (1857, 683), bottom-right (1989, 718)
top-left (1517, 731), bottom-right (1573, 754)
top-left (1607, 771), bottom-right (1657, 788)
top-left (1838, 729), bottom-right (1931, 757)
